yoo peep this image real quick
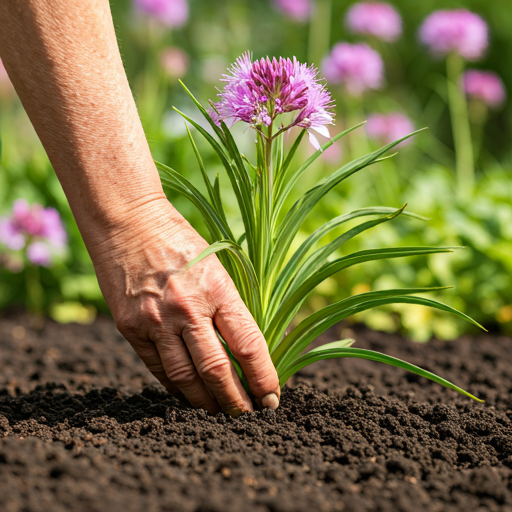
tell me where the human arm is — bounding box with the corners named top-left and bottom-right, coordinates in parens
top-left (0, 0), bottom-right (280, 415)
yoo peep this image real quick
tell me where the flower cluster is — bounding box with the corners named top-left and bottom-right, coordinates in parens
top-left (346, 2), bottom-right (402, 42)
top-left (133, 0), bottom-right (189, 28)
top-left (366, 113), bottom-right (415, 146)
top-left (464, 69), bottom-right (506, 108)
top-left (273, 0), bottom-right (312, 22)
top-left (419, 9), bottom-right (488, 61)
top-left (0, 200), bottom-right (67, 267)
top-left (322, 43), bottom-right (384, 95)
top-left (211, 53), bottom-right (334, 150)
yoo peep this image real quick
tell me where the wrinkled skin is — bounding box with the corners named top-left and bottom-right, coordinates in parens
top-left (91, 200), bottom-right (280, 415)
top-left (0, 0), bottom-right (279, 416)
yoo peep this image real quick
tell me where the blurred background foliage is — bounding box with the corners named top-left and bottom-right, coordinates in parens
top-left (1, 0), bottom-right (511, 339)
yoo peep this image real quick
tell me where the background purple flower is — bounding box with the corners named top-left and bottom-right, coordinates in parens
top-left (273, 0), bottom-right (312, 23)
top-left (211, 53), bottom-right (334, 150)
top-left (419, 9), bottom-right (488, 61)
top-left (322, 43), bottom-right (384, 95)
top-left (366, 113), bottom-right (415, 146)
top-left (0, 200), bottom-right (67, 267)
top-left (133, 0), bottom-right (189, 28)
top-left (464, 69), bottom-right (506, 108)
top-left (160, 47), bottom-right (189, 78)
top-left (26, 242), bottom-right (52, 267)
top-left (346, 2), bottom-right (402, 42)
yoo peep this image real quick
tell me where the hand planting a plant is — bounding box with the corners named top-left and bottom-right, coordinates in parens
top-left (0, 0), bottom-right (483, 417)
top-left (0, 0), bottom-right (280, 416)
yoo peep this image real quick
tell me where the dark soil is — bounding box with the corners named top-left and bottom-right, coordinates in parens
top-left (1, 311), bottom-right (512, 512)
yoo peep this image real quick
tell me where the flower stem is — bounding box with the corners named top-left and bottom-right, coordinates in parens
top-left (446, 52), bottom-right (474, 200)
top-left (308, 0), bottom-right (332, 65)
top-left (25, 264), bottom-right (44, 317)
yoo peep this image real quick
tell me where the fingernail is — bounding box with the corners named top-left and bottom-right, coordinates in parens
top-left (262, 392), bottom-right (280, 410)
top-left (228, 406), bottom-right (251, 418)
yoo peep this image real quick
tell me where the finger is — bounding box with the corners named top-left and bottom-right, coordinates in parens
top-left (182, 319), bottom-right (254, 416)
top-left (215, 299), bottom-right (280, 410)
top-left (154, 332), bottom-right (219, 415)
top-left (126, 337), bottom-right (179, 396)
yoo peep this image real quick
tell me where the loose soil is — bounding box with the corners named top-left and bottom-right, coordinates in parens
top-left (1, 311), bottom-right (512, 512)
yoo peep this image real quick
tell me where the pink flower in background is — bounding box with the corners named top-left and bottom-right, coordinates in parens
top-left (273, 0), bottom-right (312, 22)
top-left (346, 2), bottom-right (402, 42)
top-left (26, 242), bottom-right (52, 267)
top-left (211, 53), bottom-right (334, 150)
top-left (0, 200), bottom-right (67, 267)
top-left (322, 43), bottom-right (384, 95)
top-left (419, 9), bottom-right (488, 61)
top-left (464, 70), bottom-right (506, 108)
top-left (160, 47), bottom-right (189, 78)
top-left (133, 0), bottom-right (189, 28)
top-left (366, 113), bottom-right (415, 146)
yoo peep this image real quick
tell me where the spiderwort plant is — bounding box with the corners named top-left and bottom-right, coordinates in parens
top-left (157, 53), bottom-right (484, 401)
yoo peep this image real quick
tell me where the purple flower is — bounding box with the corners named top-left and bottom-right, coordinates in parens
top-left (464, 70), bottom-right (506, 108)
top-left (0, 200), bottom-right (67, 267)
top-left (322, 43), bottom-right (384, 95)
top-left (26, 242), bottom-right (52, 267)
top-left (133, 0), bottom-right (189, 28)
top-left (160, 47), bottom-right (189, 78)
top-left (273, 0), bottom-right (312, 22)
top-left (346, 2), bottom-right (402, 42)
top-left (419, 9), bottom-right (488, 61)
top-left (366, 113), bottom-right (415, 146)
top-left (211, 53), bottom-right (335, 150)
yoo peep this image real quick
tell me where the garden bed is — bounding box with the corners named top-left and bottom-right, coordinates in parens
top-left (1, 311), bottom-right (512, 512)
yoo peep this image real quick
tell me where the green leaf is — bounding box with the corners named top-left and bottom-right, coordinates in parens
top-left (278, 345), bottom-right (483, 402)
top-left (273, 288), bottom-right (486, 369)
top-left (157, 162), bottom-right (231, 242)
top-left (268, 207), bottom-right (408, 320)
top-left (187, 240), bottom-right (262, 323)
top-left (178, 79), bottom-right (226, 141)
top-left (273, 123), bottom-right (367, 222)
top-left (270, 129), bottom-right (426, 279)
top-left (265, 245), bottom-right (457, 345)
top-left (269, 206), bottom-right (426, 317)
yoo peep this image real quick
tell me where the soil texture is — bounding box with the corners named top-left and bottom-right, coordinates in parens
top-left (1, 311), bottom-right (512, 512)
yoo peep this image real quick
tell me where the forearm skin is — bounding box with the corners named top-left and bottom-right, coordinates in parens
top-left (0, 0), bottom-right (175, 257)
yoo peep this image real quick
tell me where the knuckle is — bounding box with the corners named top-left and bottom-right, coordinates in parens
top-left (166, 364), bottom-right (198, 388)
top-left (115, 312), bottom-right (140, 338)
top-left (197, 355), bottom-right (232, 384)
top-left (230, 328), bottom-right (265, 362)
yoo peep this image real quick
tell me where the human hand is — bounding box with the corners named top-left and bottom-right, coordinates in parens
top-left (89, 198), bottom-right (280, 416)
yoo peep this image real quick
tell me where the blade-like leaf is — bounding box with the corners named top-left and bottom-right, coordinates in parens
top-left (157, 162), bottom-right (231, 242)
top-left (270, 129), bottom-right (427, 277)
top-left (187, 240), bottom-right (262, 322)
top-left (274, 289), bottom-right (487, 369)
top-left (178, 79), bottom-right (226, 141)
top-left (273, 123), bottom-right (367, 222)
top-left (272, 286), bottom-right (451, 361)
top-left (268, 207), bottom-right (408, 319)
top-left (265, 245), bottom-right (457, 345)
top-left (279, 345), bottom-right (483, 402)
top-left (269, 206), bottom-right (426, 316)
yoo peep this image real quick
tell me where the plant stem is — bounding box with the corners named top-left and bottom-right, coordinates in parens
top-left (25, 264), bottom-right (44, 317)
top-left (308, 0), bottom-right (332, 66)
top-left (446, 52), bottom-right (474, 200)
